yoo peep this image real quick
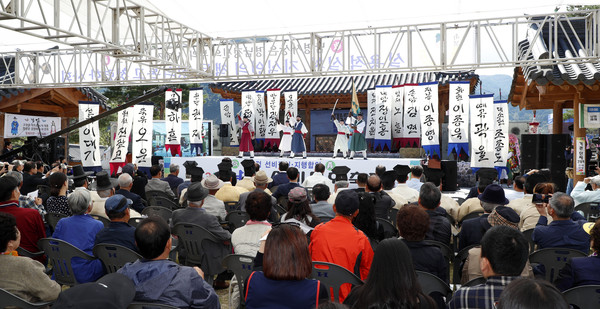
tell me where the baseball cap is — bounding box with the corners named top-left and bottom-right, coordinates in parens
top-left (104, 194), bottom-right (132, 213)
top-left (334, 189), bottom-right (359, 215)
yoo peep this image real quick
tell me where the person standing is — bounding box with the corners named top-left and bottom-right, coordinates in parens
top-left (237, 115), bottom-right (255, 158)
top-left (277, 120), bottom-right (293, 158)
top-left (290, 116), bottom-right (308, 159)
top-left (347, 112), bottom-right (367, 160)
top-left (332, 117), bottom-right (349, 159)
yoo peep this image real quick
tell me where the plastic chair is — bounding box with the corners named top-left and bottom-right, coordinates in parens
top-left (311, 261), bottom-right (364, 302)
top-left (462, 276), bottom-right (487, 287)
top-left (45, 212), bottom-right (68, 232)
top-left (452, 244), bottom-right (480, 285)
top-left (141, 206), bottom-right (173, 223)
top-left (128, 217), bottom-right (144, 228)
top-left (388, 208), bottom-right (398, 226)
top-left (127, 303), bottom-right (179, 309)
top-left (93, 243), bottom-right (142, 273)
top-left (423, 240), bottom-right (452, 278)
top-left (37, 238), bottom-right (98, 286)
top-left (0, 288), bottom-right (52, 309)
top-left (16, 247), bottom-right (44, 258)
top-left (172, 223), bottom-right (230, 285)
top-left (574, 202), bottom-right (600, 222)
top-left (563, 285), bottom-right (600, 309)
top-left (375, 218), bottom-right (399, 238)
top-left (416, 271), bottom-right (453, 303)
top-left (521, 229), bottom-right (536, 253)
top-left (224, 201), bottom-right (239, 213)
top-left (529, 248), bottom-right (588, 282)
top-left (225, 211), bottom-right (250, 231)
top-left (222, 254), bottom-right (254, 308)
top-left (90, 215), bottom-right (111, 227)
top-left (458, 211), bottom-right (484, 226)
top-left (275, 204), bottom-right (287, 217)
top-left (277, 196), bottom-right (289, 210)
top-left (146, 190), bottom-right (178, 209)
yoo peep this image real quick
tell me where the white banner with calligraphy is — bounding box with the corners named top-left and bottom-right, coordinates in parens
top-left (374, 85), bottom-right (392, 150)
top-left (109, 107), bottom-right (133, 174)
top-left (164, 88), bottom-right (182, 156)
top-left (3, 113), bottom-right (61, 138)
top-left (418, 82), bottom-right (440, 157)
top-left (189, 88), bottom-right (204, 155)
top-left (255, 91), bottom-right (267, 140)
top-left (448, 81), bottom-right (470, 156)
top-left (220, 99), bottom-right (238, 146)
top-left (366, 89), bottom-right (376, 139)
top-left (493, 100), bottom-right (509, 177)
top-left (265, 89), bottom-right (281, 146)
top-left (470, 94), bottom-right (495, 169)
top-left (132, 103), bottom-right (154, 168)
top-left (78, 101), bottom-right (101, 168)
top-left (283, 91), bottom-right (298, 126)
top-left (576, 137), bottom-right (585, 176)
top-left (391, 85), bottom-right (404, 148)
top-left (241, 90), bottom-right (256, 128)
top-left (402, 84), bottom-right (421, 147)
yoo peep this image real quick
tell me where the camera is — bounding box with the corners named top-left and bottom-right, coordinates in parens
top-left (532, 193), bottom-right (550, 204)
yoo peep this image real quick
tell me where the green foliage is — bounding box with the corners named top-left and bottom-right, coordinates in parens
top-left (563, 109), bottom-right (574, 121)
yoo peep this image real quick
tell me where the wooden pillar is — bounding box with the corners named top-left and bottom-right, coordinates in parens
top-left (62, 117), bottom-right (69, 161)
top-left (553, 103), bottom-right (563, 134)
top-left (573, 94), bottom-right (586, 184)
top-left (304, 100), bottom-right (311, 151)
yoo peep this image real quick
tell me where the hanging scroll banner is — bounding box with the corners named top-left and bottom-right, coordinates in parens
top-left (418, 82), bottom-right (440, 157)
top-left (494, 100), bottom-right (509, 178)
top-left (164, 88), bottom-right (182, 156)
top-left (374, 85), bottom-right (392, 151)
top-left (265, 89), bottom-right (281, 147)
top-left (470, 94), bottom-right (495, 171)
top-left (366, 89), bottom-right (376, 139)
top-left (255, 91), bottom-right (267, 145)
top-left (189, 88), bottom-right (204, 155)
top-left (241, 90), bottom-right (256, 127)
top-left (78, 101), bottom-right (101, 171)
top-left (401, 84), bottom-right (421, 147)
top-left (220, 99), bottom-right (238, 146)
top-left (109, 107), bottom-right (134, 175)
top-left (132, 102), bottom-right (154, 170)
top-left (448, 81), bottom-right (470, 156)
top-left (283, 90), bottom-right (298, 126)
top-left (391, 85), bottom-right (404, 150)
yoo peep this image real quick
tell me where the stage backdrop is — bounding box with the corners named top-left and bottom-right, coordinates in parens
top-left (152, 120), bottom-right (213, 157)
top-left (168, 156), bottom-right (420, 185)
top-left (4, 113), bottom-right (61, 138)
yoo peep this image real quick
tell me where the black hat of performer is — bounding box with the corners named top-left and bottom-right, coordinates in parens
top-left (183, 160), bottom-right (198, 171)
top-left (217, 161), bottom-right (232, 172)
top-left (241, 159), bottom-right (256, 177)
top-left (331, 166), bottom-right (351, 182)
top-left (423, 167), bottom-right (444, 187)
top-left (393, 164), bottom-right (411, 177)
top-left (476, 167), bottom-right (498, 183)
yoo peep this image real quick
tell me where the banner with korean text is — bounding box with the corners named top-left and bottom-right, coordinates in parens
top-left (401, 84), bottom-right (421, 147)
top-left (448, 81), bottom-right (470, 156)
top-left (494, 100), bottom-right (509, 178)
top-left (366, 89), bottom-right (376, 139)
top-left (3, 113), bottom-right (61, 138)
top-left (78, 101), bottom-right (101, 169)
top-left (255, 91), bottom-right (267, 142)
top-left (374, 85), bottom-right (392, 150)
top-left (265, 89), bottom-right (281, 147)
top-left (241, 90), bottom-right (256, 128)
top-left (189, 88), bottom-right (204, 155)
top-left (283, 90), bottom-right (298, 126)
top-left (220, 99), bottom-right (238, 146)
top-left (470, 94), bottom-right (495, 169)
top-left (164, 88), bottom-right (182, 156)
top-left (391, 85), bottom-right (404, 149)
top-left (132, 102), bottom-right (154, 168)
top-left (418, 82), bottom-right (440, 157)
top-left (109, 107), bottom-right (133, 174)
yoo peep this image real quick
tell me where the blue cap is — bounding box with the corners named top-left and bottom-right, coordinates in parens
top-left (104, 194), bottom-right (132, 213)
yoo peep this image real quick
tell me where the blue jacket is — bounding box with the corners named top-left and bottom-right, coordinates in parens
top-left (115, 189), bottom-right (145, 213)
top-left (118, 259), bottom-right (220, 308)
top-left (555, 255), bottom-right (600, 291)
top-left (161, 174), bottom-right (184, 191)
top-left (532, 217), bottom-right (590, 254)
top-left (94, 221), bottom-right (138, 253)
top-left (458, 214), bottom-right (490, 251)
top-left (269, 172), bottom-right (289, 189)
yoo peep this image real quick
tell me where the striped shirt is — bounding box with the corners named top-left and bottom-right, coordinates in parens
top-left (448, 276), bottom-right (519, 309)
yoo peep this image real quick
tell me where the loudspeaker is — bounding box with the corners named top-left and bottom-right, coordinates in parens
top-left (520, 134), bottom-right (569, 192)
top-left (441, 160), bottom-right (458, 191)
top-left (219, 124), bottom-right (229, 137)
top-left (49, 137), bottom-right (66, 164)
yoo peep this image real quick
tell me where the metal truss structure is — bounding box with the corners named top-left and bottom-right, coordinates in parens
top-left (0, 2), bottom-right (597, 87)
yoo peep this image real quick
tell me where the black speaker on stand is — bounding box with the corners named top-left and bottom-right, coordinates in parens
top-left (220, 124), bottom-right (230, 147)
top-left (520, 134), bottom-right (569, 192)
top-left (441, 160), bottom-right (458, 191)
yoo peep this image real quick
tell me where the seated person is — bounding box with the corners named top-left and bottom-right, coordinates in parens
top-left (0, 212), bottom-right (60, 303)
top-left (94, 194), bottom-right (138, 252)
top-left (232, 191), bottom-right (272, 256)
top-left (555, 219), bottom-right (600, 291)
top-left (310, 184), bottom-right (335, 219)
top-left (118, 217), bottom-right (220, 308)
top-left (52, 189), bottom-right (105, 283)
top-left (496, 278), bottom-right (569, 309)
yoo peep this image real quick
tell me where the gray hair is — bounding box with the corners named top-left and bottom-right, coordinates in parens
top-left (12, 160), bottom-right (22, 168)
top-left (68, 189), bottom-right (91, 215)
top-left (97, 189), bottom-right (113, 198)
top-left (5, 171), bottom-right (23, 184)
top-left (481, 201), bottom-right (501, 213)
top-left (188, 200), bottom-right (203, 207)
top-left (591, 176), bottom-right (600, 186)
top-left (170, 164), bottom-right (179, 174)
top-left (118, 173), bottom-right (133, 187)
top-left (336, 181), bottom-right (349, 189)
top-left (549, 192), bottom-right (574, 218)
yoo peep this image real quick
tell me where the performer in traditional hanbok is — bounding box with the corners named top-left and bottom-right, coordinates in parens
top-left (332, 116), bottom-right (349, 159)
top-left (237, 115), bottom-right (255, 158)
top-left (347, 112), bottom-right (367, 160)
top-left (290, 116), bottom-right (308, 159)
top-left (277, 120), bottom-right (294, 158)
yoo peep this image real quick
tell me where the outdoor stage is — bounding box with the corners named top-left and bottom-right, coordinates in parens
top-left (167, 155), bottom-right (424, 185)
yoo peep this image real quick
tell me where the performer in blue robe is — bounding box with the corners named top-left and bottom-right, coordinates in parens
top-left (290, 116), bottom-right (308, 159)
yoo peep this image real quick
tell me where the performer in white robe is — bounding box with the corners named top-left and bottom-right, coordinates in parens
top-left (332, 117), bottom-right (349, 158)
top-left (277, 120), bottom-right (294, 158)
